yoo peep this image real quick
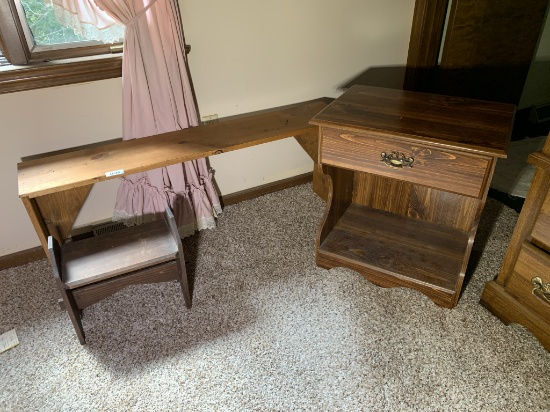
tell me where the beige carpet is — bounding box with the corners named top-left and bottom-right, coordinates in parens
top-left (1, 184), bottom-right (549, 411)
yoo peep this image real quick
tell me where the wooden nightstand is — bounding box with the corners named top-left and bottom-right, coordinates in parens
top-left (481, 134), bottom-right (550, 350)
top-left (310, 86), bottom-right (515, 308)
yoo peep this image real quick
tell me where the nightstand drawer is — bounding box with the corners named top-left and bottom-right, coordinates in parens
top-left (531, 190), bottom-right (550, 250)
top-left (320, 128), bottom-right (490, 198)
top-left (506, 242), bottom-right (550, 320)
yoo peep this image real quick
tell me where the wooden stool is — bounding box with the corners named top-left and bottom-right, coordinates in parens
top-left (47, 208), bottom-right (191, 344)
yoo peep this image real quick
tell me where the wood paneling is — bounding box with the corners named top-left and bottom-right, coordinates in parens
top-left (352, 173), bottom-right (411, 216)
top-left (352, 172), bottom-right (479, 231)
top-left (408, 186), bottom-right (479, 231)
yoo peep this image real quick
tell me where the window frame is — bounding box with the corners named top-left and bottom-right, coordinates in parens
top-left (0, 0), bottom-right (122, 94)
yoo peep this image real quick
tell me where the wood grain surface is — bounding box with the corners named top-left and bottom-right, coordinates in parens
top-left (61, 220), bottom-right (178, 289)
top-left (480, 133), bottom-right (550, 352)
top-left (531, 189), bottom-right (550, 251)
top-left (321, 127), bottom-right (491, 197)
top-left (497, 156), bottom-right (550, 286)
top-left (19, 98), bottom-right (330, 198)
top-left (351, 172), bottom-right (480, 232)
top-left (35, 185), bottom-right (93, 243)
top-left (437, 0), bottom-right (549, 104)
top-left (71, 261), bottom-right (178, 310)
top-left (317, 204), bottom-right (470, 307)
top-left (311, 85), bottom-right (514, 157)
top-left (314, 86), bottom-right (514, 308)
top-left (505, 242), bottom-right (550, 321)
top-left (481, 281), bottom-right (550, 351)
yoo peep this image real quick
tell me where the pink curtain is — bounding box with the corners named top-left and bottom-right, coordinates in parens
top-left (50, 0), bottom-right (222, 237)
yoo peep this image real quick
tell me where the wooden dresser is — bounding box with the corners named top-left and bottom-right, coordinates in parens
top-left (310, 85), bottom-right (515, 308)
top-left (481, 134), bottom-right (550, 351)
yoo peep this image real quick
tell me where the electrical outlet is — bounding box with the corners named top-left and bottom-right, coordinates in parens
top-left (201, 114), bottom-right (218, 125)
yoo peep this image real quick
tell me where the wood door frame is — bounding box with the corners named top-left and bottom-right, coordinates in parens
top-left (404, 0), bottom-right (449, 91)
top-left (405, 0), bottom-right (549, 99)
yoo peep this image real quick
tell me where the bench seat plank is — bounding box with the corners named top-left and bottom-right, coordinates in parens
top-left (18, 98), bottom-right (330, 199)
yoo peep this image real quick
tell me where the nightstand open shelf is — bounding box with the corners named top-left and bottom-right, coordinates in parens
top-left (318, 203), bottom-right (469, 300)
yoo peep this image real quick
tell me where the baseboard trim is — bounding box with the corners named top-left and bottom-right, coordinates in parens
top-left (1, 172), bottom-right (313, 270)
top-left (0, 246), bottom-right (46, 271)
top-left (220, 172), bottom-right (313, 206)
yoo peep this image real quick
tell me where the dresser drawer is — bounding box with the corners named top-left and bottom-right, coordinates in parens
top-left (506, 242), bottom-right (550, 320)
top-left (320, 128), bottom-right (491, 198)
top-left (531, 190), bottom-right (550, 250)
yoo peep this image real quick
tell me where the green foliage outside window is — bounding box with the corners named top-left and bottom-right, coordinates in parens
top-left (20, 0), bottom-right (85, 45)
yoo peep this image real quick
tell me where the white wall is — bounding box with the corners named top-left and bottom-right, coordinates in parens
top-left (0, 0), bottom-right (415, 257)
top-left (1, 80), bottom-right (123, 256)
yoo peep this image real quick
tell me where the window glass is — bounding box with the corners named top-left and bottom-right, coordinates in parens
top-left (0, 50), bottom-right (9, 66)
top-left (20, 0), bottom-right (85, 46)
top-left (0, 1), bottom-right (123, 93)
top-left (14, 0), bottom-right (124, 54)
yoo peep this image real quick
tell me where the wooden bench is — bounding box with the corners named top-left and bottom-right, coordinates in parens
top-left (18, 98), bottom-right (331, 254)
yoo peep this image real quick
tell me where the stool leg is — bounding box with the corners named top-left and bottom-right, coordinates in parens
top-left (163, 208), bottom-right (192, 308)
top-left (60, 288), bottom-right (86, 344)
top-left (176, 253), bottom-right (192, 309)
top-left (48, 236), bottom-right (86, 344)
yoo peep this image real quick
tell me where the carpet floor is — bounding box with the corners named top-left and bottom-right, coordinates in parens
top-left (1, 184), bottom-right (549, 411)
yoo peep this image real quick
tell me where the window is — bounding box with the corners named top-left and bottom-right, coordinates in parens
top-left (20, 0), bottom-right (89, 46)
top-left (0, 0), bottom-right (123, 94)
top-left (0, 49), bottom-right (9, 67)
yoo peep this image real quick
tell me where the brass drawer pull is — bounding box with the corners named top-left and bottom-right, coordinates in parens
top-left (531, 276), bottom-right (550, 303)
top-left (381, 151), bottom-right (414, 168)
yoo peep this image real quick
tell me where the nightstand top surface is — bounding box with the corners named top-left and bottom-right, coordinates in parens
top-left (311, 85), bottom-right (515, 158)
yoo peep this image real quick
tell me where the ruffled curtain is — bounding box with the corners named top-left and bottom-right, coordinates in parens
top-left (48, 0), bottom-right (222, 238)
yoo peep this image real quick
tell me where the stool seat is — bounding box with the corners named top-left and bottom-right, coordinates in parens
top-left (62, 220), bottom-right (178, 289)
